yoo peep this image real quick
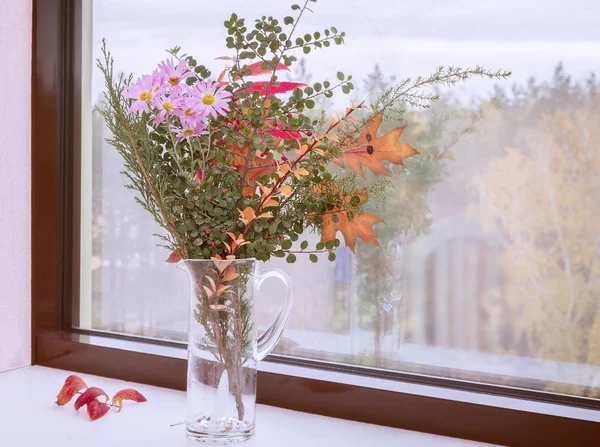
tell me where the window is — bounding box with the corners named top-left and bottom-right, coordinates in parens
top-left (32, 0), bottom-right (600, 445)
top-left (79, 0), bottom-right (600, 400)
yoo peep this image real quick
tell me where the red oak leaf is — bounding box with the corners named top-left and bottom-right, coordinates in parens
top-left (111, 389), bottom-right (148, 412)
top-left (56, 375), bottom-right (88, 406)
top-left (236, 81), bottom-right (307, 96)
top-left (86, 399), bottom-right (111, 421)
top-left (165, 250), bottom-right (182, 263)
top-left (74, 387), bottom-right (109, 411)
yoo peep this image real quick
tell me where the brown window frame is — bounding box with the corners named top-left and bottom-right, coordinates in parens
top-left (31, 1), bottom-right (600, 445)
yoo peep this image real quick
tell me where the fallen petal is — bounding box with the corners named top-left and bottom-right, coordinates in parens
top-left (111, 389), bottom-right (147, 413)
top-left (56, 375), bottom-right (88, 406)
top-left (87, 399), bottom-right (110, 421)
top-left (74, 387), bottom-right (109, 412)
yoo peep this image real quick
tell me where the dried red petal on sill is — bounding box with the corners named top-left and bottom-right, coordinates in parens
top-left (74, 387), bottom-right (109, 411)
top-left (111, 389), bottom-right (148, 413)
top-left (56, 375), bottom-right (88, 406)
top-left (86, 399), bottom-right (111, 421)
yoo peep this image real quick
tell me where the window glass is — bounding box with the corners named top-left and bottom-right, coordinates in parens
top-left (82, 0), bottom-right (600, 399)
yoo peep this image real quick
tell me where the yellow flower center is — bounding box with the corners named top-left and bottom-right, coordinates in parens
top-left (139, 91), bottom-right (153, 101)
top-left (162, 101), bottom-right (175, 111)
top-left (168, 76), bottom-right (180, 86)
top-left (183, 129), bottom-right (194, 136)
top-left (202, 94), bottom-right (216, 105)
top-left (184, 108), bottom-right (194, 116)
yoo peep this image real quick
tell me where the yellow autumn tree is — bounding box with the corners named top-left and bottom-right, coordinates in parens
top-left (475, 106), bottom-right (600, 396)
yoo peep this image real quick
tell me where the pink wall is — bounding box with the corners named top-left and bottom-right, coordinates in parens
top-left (0, 0), bottom-right (32, 372)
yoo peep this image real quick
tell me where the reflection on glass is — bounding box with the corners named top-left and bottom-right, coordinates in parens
top-left (83, 0), bottom-right (600, 399)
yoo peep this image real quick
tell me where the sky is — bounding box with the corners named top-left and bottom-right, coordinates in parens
top-left (90, 0), bottom-right (600, 106)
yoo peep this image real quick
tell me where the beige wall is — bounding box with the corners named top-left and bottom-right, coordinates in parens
top-left (0, 0), bottom-right (32, 372)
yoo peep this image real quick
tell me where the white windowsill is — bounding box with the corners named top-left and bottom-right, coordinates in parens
top-left (69, 333), bottom-right (600, 423)
top-left (0, 366), bottom-right (492, 447)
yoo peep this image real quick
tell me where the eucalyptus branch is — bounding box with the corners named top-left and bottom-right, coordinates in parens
top-left (283, 249), bottom-right (331, 254)
top-left (286, 34), bottom-right (344, 51)
top-left (261, 0), bottom-right (310, 107)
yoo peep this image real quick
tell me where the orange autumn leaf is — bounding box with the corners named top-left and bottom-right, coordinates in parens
top-left (86, 399), bottom-right (111, 421)
top-left (74, 386), bottom-right (109, 411)
top-left (263, 198), bottom-right (279, 208)
top-left (111, 389), bottom-right (148, 413)
top-left (239, 207), bottom-right (257, 225)
top-left (226, 232), bottom-right (249, 253)
top-left (293, 167), bottom-right (309, 179)
top-left (56, 375), bottom-right (88, 406)
top-left (334, 111), bottom-right (418, 177)
top-left (278, 185), bottom-right (293, 196)
top-left (320, 191), bottom-right (384, 252)
top-left (228, 143), bottom-right (277, 196)
top-left (222, 266), bottom-right (240, 282)
top-left (277, 163), bottom-right (291, 178)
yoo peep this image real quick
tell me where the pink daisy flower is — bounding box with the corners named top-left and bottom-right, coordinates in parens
top-left (173, 96), bottom-right (204, 121)
top-left (151, 94), bottom-right (184, 126)
top-left (174, 116), bottom-right (207, 141)
top-left (123, 73), bottom-right (165, 114)
top-left (157, 58), bottom-right (194, 94)
top-left (191, 81), bottom-right (232, 119)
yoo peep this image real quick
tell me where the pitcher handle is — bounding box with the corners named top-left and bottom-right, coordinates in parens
top-left (256, 268), bottom-right (294, 361)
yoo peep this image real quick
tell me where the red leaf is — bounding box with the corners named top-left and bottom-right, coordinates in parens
top-left (234, 61), bottom-right (289, 80)
top-left (267, 130), bottom-right (303, 139)
top-left (74, 387), bottom-right (109, 411)
top-left (56, 375), bottom-right (88, 406)
top-left (236, 81), bottom-right (307, 96)
top-left (215, 56), bottom-right (232, 61)
top-left (165, 250), bottom-right (182, 263)
top-left (195, 168), bottom-right (205, 184)
top-left (86, 399), bottom-right (110, 421)
top-left (111, 389), bottom-right (148, 412)
top-left (216, 69), bottom-right (227, 85)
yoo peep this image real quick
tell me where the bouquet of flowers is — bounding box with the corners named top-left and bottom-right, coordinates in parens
top-left (97, 0), bottom-right (509, 427)
top-left (97, 2), bottom-right (509, 265)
